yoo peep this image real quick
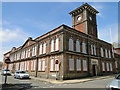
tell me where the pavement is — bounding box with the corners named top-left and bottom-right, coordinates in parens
top-left (30, 74), bottom-right (117, 84)
top-left (0, 73), bottom-right (117, 89)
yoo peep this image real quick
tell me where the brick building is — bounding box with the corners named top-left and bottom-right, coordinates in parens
top-left (2, 3), bottom-right (117, 80)
top-left (113, 43), bottom-right (120, 73)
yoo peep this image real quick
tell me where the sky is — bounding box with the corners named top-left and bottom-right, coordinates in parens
top-left (1, 2), bottom-right (119, 62)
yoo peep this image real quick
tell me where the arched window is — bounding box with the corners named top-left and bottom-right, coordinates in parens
top-left (69, 38), bottom-right (74, 51)
top-left (82, 42), bottom-right (86, 53)
top-left (51, 39), bottom-right (54, 52)
top-left (76, 40), bottom-right (80, 52)
top-left (55, 37), bottom-right (59, 51)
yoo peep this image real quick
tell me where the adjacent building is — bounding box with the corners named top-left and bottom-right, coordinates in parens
top-left (113, 43), bottom-right (120, 73)
top-left (2, 3), bottom-right (117, 80)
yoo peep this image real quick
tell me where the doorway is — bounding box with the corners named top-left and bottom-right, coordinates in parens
top-left (92, 65), bottom-right (96, 76)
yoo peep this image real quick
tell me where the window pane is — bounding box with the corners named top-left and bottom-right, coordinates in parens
top-left (110, 63), bottom-right (113, 71)
top-left (40, 44), bottom-right (42, 54)
top-left (69, 39), bottom-right (73, 51)
top-left (107, 63), bottom-right (110, 71)
top-left (42, 60), bottom-right (45, 71)
top-left (82, 42), bottom-right (86, 53)
top-left (43, 43), bottom-right (46, 54)
top-left (51, 40), bottom-right (54, 52)
top-left (69, 58), bottom-right (74, 71)
top-left (38, 60), bottom-right (41, 71)
top-left (76, 59), bottom-right (81, 71)
top-left (102, 62), bottom-right (105, 71)
top-left (56, 38), bottom-right (59, 51)
top-left (83, 60), bottom-right (87, 71)
top-left (76, 40), bottom-right (80, 52)
top-left (50, 59), bottom-right (54, 71)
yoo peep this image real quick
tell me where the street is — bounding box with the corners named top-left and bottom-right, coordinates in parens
top-left (0, 71), bottom-right (115, 89)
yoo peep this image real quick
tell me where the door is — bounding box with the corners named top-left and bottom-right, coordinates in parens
top-left (92, 65), bottom-right (96, 76)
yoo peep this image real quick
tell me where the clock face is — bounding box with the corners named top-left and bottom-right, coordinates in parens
top-left (77, 16), bottom-right (82, 22)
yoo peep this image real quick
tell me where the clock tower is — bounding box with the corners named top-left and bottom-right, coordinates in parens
top-left (69, 3), bottom-right (99, 38)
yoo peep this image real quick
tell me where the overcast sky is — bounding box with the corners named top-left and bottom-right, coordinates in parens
top-left (1, 2), bottom-right (118, 62)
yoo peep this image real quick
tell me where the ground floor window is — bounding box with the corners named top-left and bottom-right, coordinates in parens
top-left (20, 62), bottom-right (24, 71)
top-left (106, 63), bottom-right (110, 71)
top-left (102, 62), bottom-right (105, 71)
top-left (38, 60), bottom-right (42, 71)
top-left (55, 59), bottom-right (59, 71)
top-left (83, 59), bottom-right (87, 71)
top-left (76, 59), bottom-right (81, 71)
top-left (110, 63), bottom-right (113, 71)
top-left (115, 61), bottom-right (118, 68)
top-left (41, 60), bottom-right (45, 71)
top-left (50, 59), bottom-right (54, 71)
top-left (15, 63), bottom-right (19, 71)
top-left (69, 58), bottom-right (74, 71)
top-left (50, 59), bottom-right (59, 71)
top-left (26, 61), bottom-right (29, 71)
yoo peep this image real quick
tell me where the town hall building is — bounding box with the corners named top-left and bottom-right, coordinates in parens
top-left (2, 3), bottom-right (117, 80)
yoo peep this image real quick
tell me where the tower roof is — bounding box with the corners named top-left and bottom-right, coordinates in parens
top-left (69, 3), bottom-right (99, 15)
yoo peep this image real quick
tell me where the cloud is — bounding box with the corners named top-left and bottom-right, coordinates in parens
top-left (98, 23), bottom-right (118, 44)
top-left (0, 28), bottom-right (29, 43)
top-left (0, 27), bottom-right (30, 61)
top-left (91, 3), bottom-right (104, 18)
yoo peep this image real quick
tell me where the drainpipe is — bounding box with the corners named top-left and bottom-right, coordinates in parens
top-left (35, 43), bottom-right (39, 77)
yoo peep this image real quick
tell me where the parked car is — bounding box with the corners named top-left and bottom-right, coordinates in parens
top-left (1, 69), bottom-right (11, 75)
top-left (14, 71), bottom-right (30, 79)
top-left (106, 74), bottom-right (120, 90)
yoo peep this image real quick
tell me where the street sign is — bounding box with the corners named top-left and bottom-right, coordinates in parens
top-left (55, 60), bottom-right (59, 64)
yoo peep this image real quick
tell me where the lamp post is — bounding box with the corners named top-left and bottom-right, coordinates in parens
top-left (4, 57), bottom-right (11, 84)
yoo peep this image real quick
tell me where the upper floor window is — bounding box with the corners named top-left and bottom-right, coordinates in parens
top-left (94, 45), bottom-right (96, 55)
top-left (82, 42), bottom-right (86, 54)
top-left (28, 49), bottom-right (30, 57)
top-left (26, 49), bottom-right (30, 58)
top-left (55, 37), bottom-right (59, 51)
top-left (76, 40), bottom-right (80, 52)
top-left (108, 50), bottom-right (111, 58)
top-left (14, 53), bottom-right (17, 60)
top-left (101, 47), bottom-right (104, 57)
top-left (43, 43), bottom-right (46, 54)
top-left (91, 44), bottom-right (96, 55)
top-left (39, 44), bottom-right (42, 55)
top-left (17, 52), bottom-right (20, 60)
top-left (51, 39), bottom-right (54, 52)
top-left (105, 49), bottom-right (108, 58)
top-left (91, 45), bottom-right (93, 55)
top-left (32, 46), bottom-right (37, 56)
top-left (69, 38), bottom-right (74, 51)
